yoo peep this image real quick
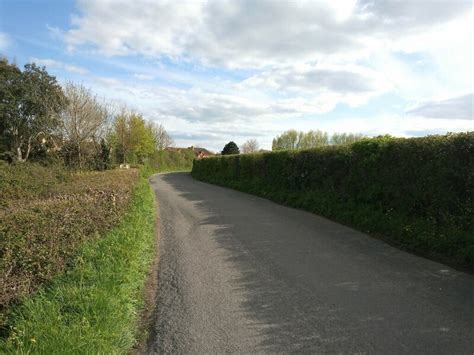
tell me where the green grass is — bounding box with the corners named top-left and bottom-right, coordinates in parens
top-left (0, 172), bottom-right (156, 353)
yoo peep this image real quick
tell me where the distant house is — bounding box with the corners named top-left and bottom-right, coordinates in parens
top-left (188, 146), bottom-right (214, 159)
top-left (165, 146), bottom-right (214, 159)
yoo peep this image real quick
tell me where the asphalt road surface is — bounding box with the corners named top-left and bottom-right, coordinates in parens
top-left (148, 172), bottom-right (473, 354)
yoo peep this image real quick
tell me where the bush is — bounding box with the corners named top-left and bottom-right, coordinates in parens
top-left (0, 171), bottom-right (155, 353)
top-left (192, 132), bottom-right (474, 269)
top-left (0, 165), bottom-right (139, 329)
top-left (0, 163), bottom-right (70, 205)
top-left (221, 141), bottom-right (240, 155)
top-left (149, 148), bottom-right (195, 172)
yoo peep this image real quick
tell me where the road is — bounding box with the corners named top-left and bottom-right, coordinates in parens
top-left (148, 172), bottom-right (473, 354)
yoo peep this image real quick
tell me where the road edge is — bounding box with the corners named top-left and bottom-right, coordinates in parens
top-left (133, 176), bottom-right (161, 354)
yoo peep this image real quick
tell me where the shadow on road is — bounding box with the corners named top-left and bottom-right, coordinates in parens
top-left (156, 172), bottom-right (474, 353)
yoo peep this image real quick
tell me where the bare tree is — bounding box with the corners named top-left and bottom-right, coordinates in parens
top-left (60, 82), bottom-right (109, 168)
top-left (242, 139), bottom-right (259, 154)
top-left (148, 121), bottom-right (174, 150)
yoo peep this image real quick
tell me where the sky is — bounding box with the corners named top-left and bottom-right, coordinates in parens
top-left (0, 0), bottom-right (473, 151)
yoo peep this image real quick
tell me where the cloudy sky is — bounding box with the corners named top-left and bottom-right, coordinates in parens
top-left (0, 0), bottom-right (473, 151)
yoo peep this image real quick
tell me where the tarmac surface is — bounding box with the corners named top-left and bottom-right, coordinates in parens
top-left (148, 172), bottom-right (473, 354)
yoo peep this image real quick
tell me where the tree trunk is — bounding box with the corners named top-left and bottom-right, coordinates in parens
top-left (24, 137), bottom-right (32, 162)
top-left (78, 142), bottom-right (82, 169)
top-left (16, 146), bottom-right (24, 162)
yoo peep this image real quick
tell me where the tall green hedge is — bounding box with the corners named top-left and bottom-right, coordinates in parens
top-left (192, 132), bottom-right (474, 269)
top-left (150, 149), bottom-right (196, 172)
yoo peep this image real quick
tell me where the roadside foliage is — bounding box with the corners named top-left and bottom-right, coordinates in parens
top-left (0, 163), bottom-right (139, 329)
top-left (150, 148), bottom-right (196, 172)
top-left (192, 132), bottom-right (474, 270)
top-left (0, 169), bottom-right (155, 353)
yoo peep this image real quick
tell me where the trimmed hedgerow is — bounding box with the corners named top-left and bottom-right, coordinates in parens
top-left (0, 162), bottom-right (70, 206)
top-left (0, 165), bottom-right (139, 329)
top-left (149, 148), bottom-right (196, 172)
top-left (0, 170), bottom-right (155, 353)
top-left (192, 132), bottom-right (474, 270)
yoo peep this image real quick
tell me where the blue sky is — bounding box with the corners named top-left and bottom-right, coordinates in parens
top-left (0, 0), bottom-right (472, 151)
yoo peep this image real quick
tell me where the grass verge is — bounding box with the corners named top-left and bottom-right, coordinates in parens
top-left (0, 171), bottom-right (156, 353)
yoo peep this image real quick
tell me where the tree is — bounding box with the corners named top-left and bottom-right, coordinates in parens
top-left (272, 129), bottom-right (301, 150)
top-left (222, 141), bottom-right (239, 155)
top-left (109, 109), bottom-right (160, 164)
top-left (128, 113), bottom-right (155, 163)
top-left (0, 59), bottom-right (67, 162)
top-left (299, 130), bottom-right (328, 149)
top-left (241, 139), bottom-right (259, 154)
top-left (95, 138), bottom-right (111, 170)
top-left (60, 82), bottom-right (109, 168)
top-left (330, 132), bottom-right (366, 145)
top-left (272, 129), bottom-right (367, 151)
top-left (112, 111), bottom-right (130, 164)
top-left (147, 121), bottom-right (174, 150)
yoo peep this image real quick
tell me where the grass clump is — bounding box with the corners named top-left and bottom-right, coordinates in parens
top-left (192, 132), bottom-right (474, 270)
top-left (0, 170), bottom-right (156, 353)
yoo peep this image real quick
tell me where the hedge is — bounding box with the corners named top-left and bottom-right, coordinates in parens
top-left (0, 165), bottom-right (139, 330)
top-left (0, 169), bottom-right (155, 353)
top-left (192, 132), bottom-right (474, 270)
top-left (150, 148), bottom-right (195, 172)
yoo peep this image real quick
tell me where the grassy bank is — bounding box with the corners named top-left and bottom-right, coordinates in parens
top-left (192, 133), bottom-right (474, 271)
top-left (1, 169), bottom-right (156, 353)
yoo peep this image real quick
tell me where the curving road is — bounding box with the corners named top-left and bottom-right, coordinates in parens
top-left (148, 172), bottom-right (473, 354)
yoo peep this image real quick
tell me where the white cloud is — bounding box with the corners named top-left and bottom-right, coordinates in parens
top-left (65, 0), bottom-right (471, 68)
top-left (30, 57), bottom-right (89, 75)
top-left (133, 73), bottom-right (155, 81)
top-left (59, 0), bottom-right (473, 149)
top-left (407, 93), bottom-right (474, 120)
top-left (79, 73), bottom-right (473, 151)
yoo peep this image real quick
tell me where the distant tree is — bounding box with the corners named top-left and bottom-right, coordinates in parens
top-left (298, 130), bottom-right (328, 149)
top-left (128, 114), bottom-right (155, 163)
top-left (147, 121), bottom-right (174, 150)
top-left (111, 110), bottom-right (130, 164)
top-left (0, 58), bottom-right (67, 162)
top-left (109, 109), bottom-right (158, 164)
top-left (272, 129), bottom-right (300, 151)
top-left (330, 132), bottom-right (366, 145)
top-left (222, 141), bottom-right (239, 155)
top-left (96, 138), bottom-right (111, 170)
top-left (241, 139), bottom-right (259, 154)
top-left (272, 129), bottom-right (367, 151)
top-left (60, 82), bottom-right (109, 168)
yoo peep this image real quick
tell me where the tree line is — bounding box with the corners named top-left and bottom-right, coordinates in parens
top-left (271, 129), bottom-right (366, 151)
top-left (222, 130), bottom-right (367, 156)
top-left (0, 58), bottom-right (173, 169)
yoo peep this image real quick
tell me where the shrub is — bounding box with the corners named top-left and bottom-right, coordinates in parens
top-left (222, 141), bottom-right (240, 155)
top-left (149, 149), bottom-right (195, 172)
top-left (0, 165), bottom-right (139, 329)
top-left (0, 171), bottom-right (155, 353)
top-left (192, 132), bottom-right (474, 269)
top-left (0, 163), bottom-right (70, 205)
